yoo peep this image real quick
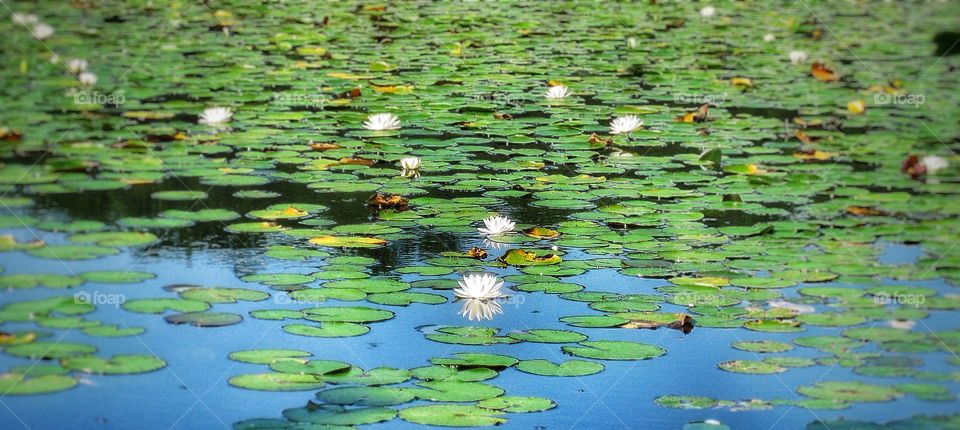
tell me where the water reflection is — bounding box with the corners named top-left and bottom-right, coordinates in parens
top-left (457, 298), bottom-right (503, 321)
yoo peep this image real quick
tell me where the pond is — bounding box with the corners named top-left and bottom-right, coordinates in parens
top-left (1, 1), bottom-right (959, 429)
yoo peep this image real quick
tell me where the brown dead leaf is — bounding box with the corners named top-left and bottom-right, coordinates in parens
top-left (466, 247), bottom-right (488, 259)
top-left (338, 157), bottom-right (375, 166)
top-left (847, 206), bottom-right (885, 216)
top-left (901, 154), bottom-right (926, 179)
top-left (676, 104), bottom-right (710, 123)
top-left (335, 87), bottom-right (362, 99)
top-left (587, 133), bottom-right (612, 148)
top-left (367, 193), bottom-right (409, 212)
top-left (309, 142), bottom-right (340, 151)
top-left (0, 127), bottom-right (23, 141)
top-left (794, 130), bottom-right (820, 144)
top-left (522, 227), bottom-right (561, 239)
top-left (811, 62), bottom-right (839, 82)
top-left (493, 112), bottom-right (513, 120)
top-left (665, 19), bottom-right (685, 30)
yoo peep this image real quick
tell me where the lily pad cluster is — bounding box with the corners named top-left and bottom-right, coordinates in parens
top-left (0, 297), bottom-right (164, 395)
top-left (231, 350), bottom-right (554, 427)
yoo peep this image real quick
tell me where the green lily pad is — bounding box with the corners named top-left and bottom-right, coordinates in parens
top-left (561, 340), bottom-right (666, 360)
top-left (228, 349), bottom-right (312, 365)
top-left (478, 396), bottom-right (556, 413)
top-left (229, 373), bottom-right (326, 391)
top-left (718, 360), bottom-right (786, 374)
top-left (400, 404), bottom-right (505, 427)
top-left (0, 373), bottom-right (77, 395)
top-left (61, 354), bottom-right (166, 374)
top-left (515, 359), bottom-right (604, 376)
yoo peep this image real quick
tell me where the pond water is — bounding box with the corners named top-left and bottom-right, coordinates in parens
top-left (1, 1), bottom-right (960, 430)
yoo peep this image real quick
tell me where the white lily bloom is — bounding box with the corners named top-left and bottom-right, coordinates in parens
top-left (789, 50), bottom-right (808, 65)
top-left (626, 37), bottom-right (639, 49)
top-left (68, 59), bottom-right (88, 74)
top-left (921, 155), bottom-right (949, 174)
top-left (11, 13), bottom-right (38, 25)
top-left (458, 298), bottom-right (503, 321)
top-left (478, 215), bottom-right (515, 235)
top-left (545, 85), bottom-right (571, 100)
top-left (699, 5), bottom-right (716, 18)
top-left (482, 239), bottom-right (506, 251)
top-left (454, 273), bottom-right (506, 300)
top-left (609, 115), bottom-right (643, 134)
top-left (399, 156), bottom-right (421, 170)
top-left (888, 320), bottom-right (917, 330)
top-left (763, 33), bottom-right (776, 42)
top-left (31, 22), bottom-right (54, 40)
top-left (78, 72), bottom-right (97, 86)
top-left (363, 113), bottom-right (401, 131)
top-left (199, 107), bottom-right (233, 125)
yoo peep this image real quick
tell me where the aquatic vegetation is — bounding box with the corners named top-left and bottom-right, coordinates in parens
top-left (198, 107), bottom-right (234, 126)
top-left (458, 298), bottom-right (502, 321)
top-left (476, 215), bottom-right (515, 236)
top-left (544, 85), bottom-right (571, 100)
top-left (608, 115), bottom-right (643, 135)
top-left (453, 273), bottom-right (506, 300)
top-left (362, 113), bottom-right (401, 131)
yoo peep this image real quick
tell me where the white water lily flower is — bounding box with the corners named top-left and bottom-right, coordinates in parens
top-left (31, 22), bottom-right (54, 40)
top-left (768, 300), bottom-right (815, 315)
top-left (482, 238), bottom-right (506, 251)
top-left (199, 107), bottom-right (233, 125)
top-left (458, 298), bottom-right (503, 321)
top-left (888, 320), bottom-right (917, 330)
top-left (609, 115), bottom-right (643, 134)
top-left (399, 156), bottom-right (421, 170)
top-left (68, 58), bottom-right (88, 74)
top-left (626, 37), bottom-right (639, 49)
top-left (454, 273), bottom-right (506, 300)
top-left (699, 5), bottom-right (716, 18)
top-left (11, 13), bottom-right (38, 26)
top-left (477, 215), bottom-right (515, 235)
top-left (789, 50), bottom-right (808, 65)
top-left (78, 72), bottom-right (97, 86)
top-left (763, 33), bottom-right (776, 42)
top-left (363, 113), bottom-right (400, 131)
top-left (921, 155), bottom-right (949, 174)
top-left (545, 85), bottom-right (571, 99)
